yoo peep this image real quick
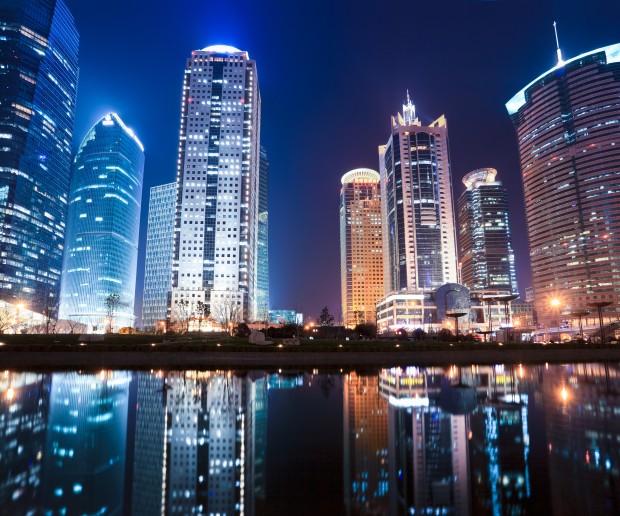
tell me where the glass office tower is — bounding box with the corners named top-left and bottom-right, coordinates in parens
top-left (256, 146), bottom-right (269, 321)
top-left (0, 0), bottom-right (79, 313)
top-left (59, 113), bottom-right (144, 331)
top-left (170, 45), bottom-right (262, 323)
top-left (142, 182), bottom-right (176, 331)
top-left (339, 168), bottom-right (383, 327)
top-left (379, 94), bottom-right (458, 294)
top-left (506, 43), bottom-right (620, 326)
top-left (457, 168), bottom-right (518, 294)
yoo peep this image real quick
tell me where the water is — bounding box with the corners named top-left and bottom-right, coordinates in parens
top-left (0, 363), bottom-right (618, 515)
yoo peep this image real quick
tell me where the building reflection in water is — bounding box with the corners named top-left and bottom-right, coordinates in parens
top-left (0, 364), bottom-right (620, 514)
top-left (42, 371), bottom-right (132, 515)
top-left (0, 372), bottom-right (51, 514)
top-left (344, 372), bottom-right (389, 515)
top-left (543, 363), bottom-right (620, 515)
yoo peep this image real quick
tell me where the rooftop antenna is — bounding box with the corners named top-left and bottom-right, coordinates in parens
top-left (403, 89), bottom-right (418, 125)
top-left (553, 21), bottom-right (564, 65)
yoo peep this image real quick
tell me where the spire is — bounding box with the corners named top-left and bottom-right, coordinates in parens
top-left (553, 21), bottom-right (564, 66)
top-left (402, 90), bottom-right (418, 125)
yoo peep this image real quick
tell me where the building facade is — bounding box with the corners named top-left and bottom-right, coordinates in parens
top-left (377, 94), bottom-right (458, 328)
top-left (170, 45), bottom-right (262, 325)
top-left (506, 43), bottom-right (620, 326)
top-left (142, 182), bottom-right (176, 331)
top-left (0, 0), bottom-right (79, 314)
top-left (59, 113), bottom-right (144, 331)
top-left (256, 146), bottom-right (269, 321)
top-left (457, 168), bottom-right (518, 294)
top-left (339, 168), bottom-right (383, 327)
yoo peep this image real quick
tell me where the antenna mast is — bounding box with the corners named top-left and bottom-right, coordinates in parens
top-left (553, 21), bottom-right (564, 65)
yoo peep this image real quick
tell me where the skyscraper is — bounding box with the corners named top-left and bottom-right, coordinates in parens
top-left (170, 45), bottom-right (261, 325)
top-left (59, 113), bottom-right (144, 331)
top-left (256, 146), bottom-right (269, 321)
top-left (142, 182), bottom-right (176, 331)
top-left (339, 168), bottom-right (383, 327)
top-left (457, 168), bottom-right (518, 294)
top-left (506, 43), bottom-right (620, 326)
top-left (0, 0), bottom-right (79, 314)
top-left (377, 94), bottom-right (458, 327)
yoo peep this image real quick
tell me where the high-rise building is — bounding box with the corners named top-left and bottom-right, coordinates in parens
top-left (170, 45), bottom-right (261, 325)
top-left (142, 182), bottom-right (176, 331)
top-left (506, 43), bottom-right (620, 326)
top-left (377, 94), bottom-right (458, 327)
top-left (59, 113), bottom-right (144, 331)
top-left (0, 0), bottom-right (79, 314)
top-left (256, 146), bottom-right (269, 321)
top-left (339, 168), bottom-right (383, 327)
top-left (457, 168), bottom-right (518, 294)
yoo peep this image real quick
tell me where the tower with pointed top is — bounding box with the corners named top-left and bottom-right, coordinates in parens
top-left (379, 94), bottom-right (458, 299)
top-left (507, 41), bottom-right (620, 328)
top-left (59, 114), bottom-right (144, 330)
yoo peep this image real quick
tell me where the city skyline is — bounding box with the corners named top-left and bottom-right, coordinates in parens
top-left (60, 0), bottom-right (620, 320)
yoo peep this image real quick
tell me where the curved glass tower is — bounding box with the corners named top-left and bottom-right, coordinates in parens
top-left (59, 113), bottom-right (144, 330)
top-left (0, 0), bottom-right (79, 313)
top-left (507, 43), bottom-right (620, 327)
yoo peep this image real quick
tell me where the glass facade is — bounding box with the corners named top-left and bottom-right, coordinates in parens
top-left (58, 113), bottom-right (144, 331)
top-left (142, 182), bottom-right (176, 331)
top-left (457, 168), bottom-right (518, 294)
top-left (507, 44), bottom-right (620, 326)
top-left (171, 45), bottom-right (262, 324)
top-left (0, 0), bottom-right (79, 313)
top-left (256, 146), bottom-right (269, 321)
top-left (339, 168), bottom-right (383, 327)
top-left (379, 95), bottom-right (458, 297)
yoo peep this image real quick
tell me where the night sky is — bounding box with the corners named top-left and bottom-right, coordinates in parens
top-left (64, 0), bottom-right (620, 322)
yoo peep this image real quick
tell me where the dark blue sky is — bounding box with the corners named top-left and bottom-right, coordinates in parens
top-left (65, 0), bottom-right (620, 321)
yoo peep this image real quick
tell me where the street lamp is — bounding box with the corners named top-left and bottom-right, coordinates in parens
top-left (587, 301), bottom-right (613, 344)
top-left (446, 312), bottom-right (468, 341)
top-left (550, 297), bottom-right (562, 343)
top-left (492, 295), bottom-right (519, 342)
top-left (568, 311), bottom-right (590, 341)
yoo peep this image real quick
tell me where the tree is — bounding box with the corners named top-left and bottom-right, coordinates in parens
top-left (317, 306), bottom-right (335, 327)
top-left (354, 322), bottom-right (377, 340)
top-left (194, 301), bottom-right (210, 332)
top-left (105, 293), bottom-right (121, 333)
top-left (174, 298), bottom-right (191, 333)
top-left (212, 296), bottom-right (242, 335)
top-left (0, 304), bottom-right (14, 334)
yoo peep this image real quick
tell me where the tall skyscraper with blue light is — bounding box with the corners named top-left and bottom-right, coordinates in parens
top-left (170, 45), bottom-right (261, 324)
top-left (507, 42), bottom-right (620, 327)
top-left (256, 146), bottom-right (269, 321)
top-left (0, 0), bottom-right (78, 314)
top-left (59, 113), bottom-right (144, 331)
top-left (142, 182), bottom-right (176, 331)
top-left (457, 168), bottom-right (518, 295)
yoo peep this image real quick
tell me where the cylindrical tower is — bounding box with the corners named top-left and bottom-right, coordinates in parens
top-left (506, 43), bottom-right (620, 327)
top-left (340, 168), bottom-right (383, 328)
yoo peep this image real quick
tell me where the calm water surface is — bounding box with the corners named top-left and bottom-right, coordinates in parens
top-left (1, 363), bottom-right (619, 515)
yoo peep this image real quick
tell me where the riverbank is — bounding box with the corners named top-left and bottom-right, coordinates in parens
top-left (2, 345), bottom-right (620, 370)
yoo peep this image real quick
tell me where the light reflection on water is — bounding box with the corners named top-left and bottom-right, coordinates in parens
top-left (0, 364), bottom-right (619, 515)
